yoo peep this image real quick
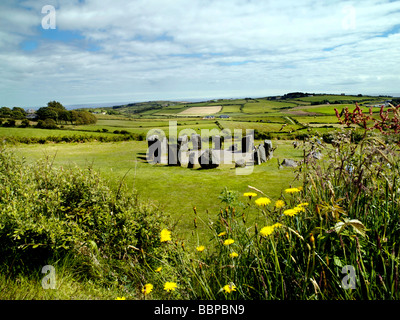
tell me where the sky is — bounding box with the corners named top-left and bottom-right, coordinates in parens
top-left (1, 0), bottom-right (400, 108)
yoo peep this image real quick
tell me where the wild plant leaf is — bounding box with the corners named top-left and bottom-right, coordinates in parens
top-left (334, 219), bottom-right (367, 237)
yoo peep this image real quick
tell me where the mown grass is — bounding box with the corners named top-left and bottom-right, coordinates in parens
top-left (13, 139), bottom-right (302, 239)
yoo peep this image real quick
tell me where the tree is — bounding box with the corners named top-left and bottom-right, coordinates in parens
top-left (36, 107), bottom-right (58, 121)
top-left (47, 101), bottom-right (66, 111)
top-left (0, 107), bottom-right (12, 118)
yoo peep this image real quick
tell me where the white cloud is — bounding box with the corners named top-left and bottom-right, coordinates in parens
top-left (1, 0), bottom-right (400, 106)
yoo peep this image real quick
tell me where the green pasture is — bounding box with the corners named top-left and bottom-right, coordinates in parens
top-left (0, 126), bottom-right (111, 139)
top-left (13, 139), bottom-right (303, 237)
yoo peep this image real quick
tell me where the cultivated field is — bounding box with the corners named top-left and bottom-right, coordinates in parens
top-left (178, 105), bottom-right (222, 116)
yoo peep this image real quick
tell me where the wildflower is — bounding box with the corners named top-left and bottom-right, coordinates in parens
top-left (223, 283), bottom-right (237, 294)
top-left (160, 229), bottom-right (172, 242)
top-left (285, 188), bottom-right (301, 194)
top-left (255, 197), bottom-right (271, 206)
top-left (229, 252), bottom-right (238, 258)
top-left (272, 223), bottom-right (283, 229)
top-left (164, 282), bottom-right (177, 292)
top-left (115, 297), bottom-right (126, 300)
top-left (293, 206), bottom-right (305, 213)
top-left (142, 283), bottom-right (153, 295)
top-left (298, 202), bottom-right (309, 207)
top-left (283, 209), bottom-right (298, 217)
top-left (243, 192), bottom-right (257, 199)
top-left (155, 267), bottom-right (162, 272)
top-left (223, 239), bottom-right (235, 246)
top-left (310, 233), bottom-right (315, 244)
top-left (218, 231), bottom-right (227, 237)
top-left (275, 200), bottom-right (285, 209)
top-left (260, 226), bottom-right (274, 237)
top-left (196, 245), bottom-right (205, 252)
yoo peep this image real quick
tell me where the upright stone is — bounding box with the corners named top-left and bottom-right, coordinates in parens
top-left (178, 135), bottom-right (189, 151)
top-left (198, 149), bottom-right (220, 169)
top-left (191, 134), bottom-right (202, 150)
top-left (258, 144), bottom-right (267, 163)
top-left (212, 135), bottom-right (222, 150)
top-left (160, 137), bottom-right (168, 164)
top-left (168, 143), bottom-right (180, 166)
top-left (253, 147), bottom-right (261, 165)
top-left (188, 151), bottom-right (199, 169)
top-left (241, 135), bottom-right (254, 154)
top-left (147, 135), bottom-right (161, 163)
top-left (264, 140), bottom-right (274, 160)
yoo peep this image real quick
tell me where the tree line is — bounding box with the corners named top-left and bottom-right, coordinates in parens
top-left (36, 101), bottom-right (97, 127)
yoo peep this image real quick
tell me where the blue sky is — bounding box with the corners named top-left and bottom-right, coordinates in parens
top-left (1, 0), bottom-right (400, 107)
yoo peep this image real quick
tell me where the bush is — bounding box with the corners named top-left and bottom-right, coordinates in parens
top-left (3, 119), bottom-right (16, 127)
top-left (19, 119), bottom-right (30, 128)
top-left (0, 149), bottom-right (170, 275)
top-left (36, 119), bottom-right (58, 129)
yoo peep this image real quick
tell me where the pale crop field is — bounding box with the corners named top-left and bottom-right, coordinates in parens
top-left (178, 106), bottom-right (222, 116)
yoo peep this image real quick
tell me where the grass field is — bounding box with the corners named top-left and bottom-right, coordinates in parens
top-left (13, 139), bottom-right (303, 238)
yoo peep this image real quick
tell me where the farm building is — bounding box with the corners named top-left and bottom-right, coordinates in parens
top-left (203, 115), bottom-right (215, 119)
top-left (219, 115), bottom-right (230, 119)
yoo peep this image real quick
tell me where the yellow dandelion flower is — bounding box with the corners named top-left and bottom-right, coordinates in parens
top-left (223, 239), bottom-right (235, 246)
top-left (218, 231), bottom-right (227, 237)
top-left (285, 188), bottom-right (301, 194)
top-left (283, 209), bottom-right (298, 217)
top-left (115, 297), bottom-right (126, 300)
top-left (243, 192), bottom-right (257, 199)
top-left (255, 197), bottom-right (271, 206)
top-left (272, 222), bottom-right (283, 229)
top-left (260, 226), bottom-right (275, 237)
top-left (142, 283), bottom-right (153, 295)
top-left (223, 283), bottom-right (237, 294)
top-left (160, 229), bottom-right (172, 242)
top-left (294, 206), bottom-right (305, 213)
top-left (155, 267), bottom-right (162, 272)
top-left (196, 245), bottom-right (205, 252)
top-left (298, 202), bottom-right (309, 207)
top-left (164, 282), bottom-right (177, 292)
top-left (275, 200), bottom-right (285, 209)
top-left (229, 252), bottom-right (239, 258)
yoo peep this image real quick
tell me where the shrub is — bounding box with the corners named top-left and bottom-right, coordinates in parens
top-left (0, 148), bottom-right (170, 275)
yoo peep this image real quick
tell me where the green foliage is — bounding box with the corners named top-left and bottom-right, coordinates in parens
top-left (0, 148), bottom-right (170, 276)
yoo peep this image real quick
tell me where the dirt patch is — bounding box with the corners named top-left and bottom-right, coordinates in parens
top-left (178, 106), bottom-right (222, 116)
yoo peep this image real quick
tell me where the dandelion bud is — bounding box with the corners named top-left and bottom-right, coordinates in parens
top-left (310, 233), bottom-right (315, 243)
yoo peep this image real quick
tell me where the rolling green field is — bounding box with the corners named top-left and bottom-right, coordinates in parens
top-left (1, 94), bottom-right (395, 236)
top-left (13, 139), bottom-right (303, 237)
top-left (2, 93), bottom-right (399, 301)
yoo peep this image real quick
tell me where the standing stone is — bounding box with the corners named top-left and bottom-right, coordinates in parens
top-left (168, 143), bottom-right (180, 166)
top-left (253, 147), bottom-right (261, 165)
top-left (191, 134), bottom-right (202, 150)
top-left (147, 135), bottom-right (161, 163)
top-left (264, 140), bottom-right (274, 160)
top-left (178, 135), bottom-right (189, 151)
top-left (212, 135), bottom-right (222, 150)
top-left (187, 151), bottom-right (198, 169)
top-left (258, 144), bottom-right (267, 163)
top-left (198, 149), bottom-right (220, 169)
top-left (241, 135), bottom-right (254, 154)
top-left (228, 143), bottom-right (238, 152)
top-left (160, 137), bottom-right (168, 164)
